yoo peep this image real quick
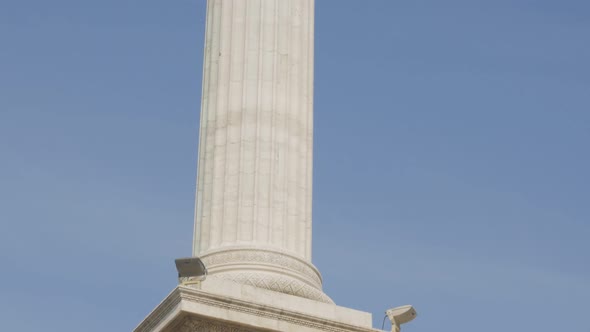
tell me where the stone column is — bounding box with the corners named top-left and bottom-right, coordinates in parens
top-left (192, 0), bottom-right (331, 303)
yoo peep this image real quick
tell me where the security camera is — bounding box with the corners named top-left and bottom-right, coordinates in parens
top-left (385, 305), bottom-right (417, 332)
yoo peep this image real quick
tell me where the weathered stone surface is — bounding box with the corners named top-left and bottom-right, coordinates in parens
top-left (133, 2), bottom-right (383, 332)
top-left (134, 280), bottom-right (381, 332)
top-left (174, 316), bottom-right (257, 332)
top-left (192, 0), bottom-right (328, 302)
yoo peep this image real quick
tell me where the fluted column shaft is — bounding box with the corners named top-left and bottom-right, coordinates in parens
top-left (193, 0), bottom-right (315, 261)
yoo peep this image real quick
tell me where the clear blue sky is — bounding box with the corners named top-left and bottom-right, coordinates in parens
top-left (1, 1), bottom-right (589, 331)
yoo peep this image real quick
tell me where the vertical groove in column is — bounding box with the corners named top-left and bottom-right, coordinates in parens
top-left (200, 0), bottom-right (224, 253)
top-left (267, 0), bottom-right (279, 246)
top-left (255, 0), bottom-right (265, 244)
top-left (289, 0), bottom-right (303, 254)
top-left (238, 0), bottom-right (260, 243)
top-left (306, 0), bottom-right (315, 260)
top-left (251, 0), bottom-right (265, 243)
top-left (298, 0), bottom-right (309, 258)
top-left (283, 0), bottom-right (293, 252)
top-left (295, 0), bottom-right (303, 254)
top-left (298, 0), bottom-right (305, 257)
top-left (251, 0), bottom-right (262, 243)
top-left (291, 0), bottom-right (299, 255)
top-left (235, 0), bottom-right (247, 244)
top-left (256, 0), bottom-right (275, 245)
top-left (301, 0), bottom-right (310, 256)
top-left (194, 0), bottom-right (213, 255)
top-left (300, 0), bottom-right (307, 258)
top-left (210, 0), bottom-right (234, 249)
top-left (234, 0), bottom-right (248, 243)
top-left (223, 0), bottom-right (246, 245)
top-left (209, 0), bottom-right (224, 253)
top-left (272, 0), bottom-right (288, 248)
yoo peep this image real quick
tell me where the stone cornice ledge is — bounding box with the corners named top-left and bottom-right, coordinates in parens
top-left (134, 279), bottom-right (382, 332)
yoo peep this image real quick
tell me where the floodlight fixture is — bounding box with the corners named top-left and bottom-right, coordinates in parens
top-left (385, 305), bottom-right (417, 332)
top-left (175, 257), bottom-right (207, 286)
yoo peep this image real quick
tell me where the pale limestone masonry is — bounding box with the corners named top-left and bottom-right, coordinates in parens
top-left (135, 279), bottom-right (381, 332)
top-left (134, 1), bottom-right (386, 331)
top-left (192, 0), bottom-right (329, 303)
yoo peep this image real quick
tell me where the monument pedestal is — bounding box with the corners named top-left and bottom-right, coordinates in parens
top-left (134, 278), bottom-right (381, 332)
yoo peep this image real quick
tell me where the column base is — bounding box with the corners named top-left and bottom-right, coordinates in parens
top-left (199, 246), bottom-right (333, 304)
